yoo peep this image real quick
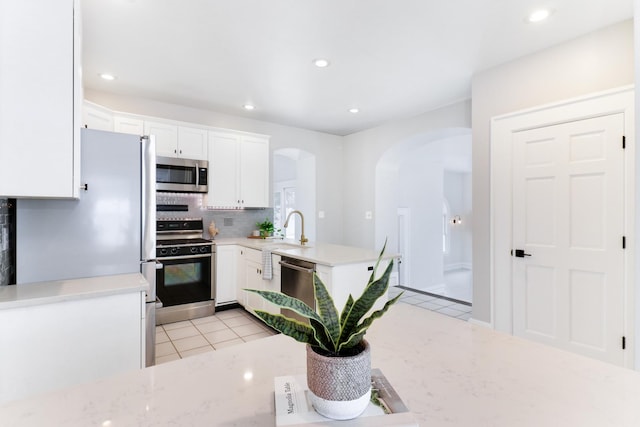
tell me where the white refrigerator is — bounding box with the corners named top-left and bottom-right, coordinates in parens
top-left (16, 128), bottom-right (157, 365)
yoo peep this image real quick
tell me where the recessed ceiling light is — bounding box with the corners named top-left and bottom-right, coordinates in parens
top-left (313, 58), bottom-right (330, 68)
top-left (243, 104), bottom-right (255, 111)
top-left (99, 73), bottom-right (116, 81)
top-left (527, 9), bottom-right (551, 23)
top-left (349, 108), bottom-right (359, 114)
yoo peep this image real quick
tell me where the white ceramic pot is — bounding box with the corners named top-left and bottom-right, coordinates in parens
top-left (306, 340), bottom-right (371, 420)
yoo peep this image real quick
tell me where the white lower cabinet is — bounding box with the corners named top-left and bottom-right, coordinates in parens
top-left (215, 245), bottom-right (238, 307)
top-left (316, 260), bottom-right (391, 314)
top-left (235, 247), bottom-right (281, 316)
top-left (0, 290), bottom-right (144, 405)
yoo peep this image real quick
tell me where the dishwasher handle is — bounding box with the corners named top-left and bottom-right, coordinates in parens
top-left (279, 260), bottom-right (315, 274)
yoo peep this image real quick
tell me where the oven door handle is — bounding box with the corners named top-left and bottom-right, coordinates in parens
top-left (159, 253), bottom-right (213, 261)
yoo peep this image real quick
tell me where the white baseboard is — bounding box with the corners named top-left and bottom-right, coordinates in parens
top-left (444, 263), bottom-right (472, 272)
top-left (468, 318), bottom-right (493, 329)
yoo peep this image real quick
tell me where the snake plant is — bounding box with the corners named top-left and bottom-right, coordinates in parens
top-left (245, 244), bottom-right (402, 357)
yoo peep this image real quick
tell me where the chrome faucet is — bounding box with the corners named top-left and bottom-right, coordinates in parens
top-left (283, 210), bottom-right (308, 245)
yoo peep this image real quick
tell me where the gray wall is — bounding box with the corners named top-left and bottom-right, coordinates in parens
top-left (471, 19), bottom-right (634, 324)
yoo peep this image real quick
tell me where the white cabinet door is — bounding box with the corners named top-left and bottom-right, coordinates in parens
top-left (236, 247), bottom-right (248, 306)
top-left (0, 0), bottom-right (79, 198)
top-left (206, 131), bottom-right (270, 208)
top-left (216, 245), bottom-right (238, 306)
top-left (83, 102), bottom-right (113, 131)
top-left (144, 121), bottom-right (179, 158)
top-left (240, 135), bottom-right (270, 207)
top-left (244, 259), bottom-right (264, 315)
top-left (208, 131), bottom-right (240, 207)
top-left (263, 254), bottom-right (281, 315)
top-left (114, 116), bottom-right (144, 135)
top-left (178, 126), bottom-right (208, 160)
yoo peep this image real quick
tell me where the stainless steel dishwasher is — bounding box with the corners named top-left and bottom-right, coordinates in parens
top-left (279, 257), bottom-right (316, 324)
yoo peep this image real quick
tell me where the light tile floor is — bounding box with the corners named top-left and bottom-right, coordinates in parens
top-left (389, 286), bottom-right (472, 322)
top-left (155, 287), bottom-right (472, 364)
top-left (155, 308), bottom-right (276, 364)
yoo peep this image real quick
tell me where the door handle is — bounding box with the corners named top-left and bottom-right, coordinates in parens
top-left (511, 249), bottom-right (532, 258)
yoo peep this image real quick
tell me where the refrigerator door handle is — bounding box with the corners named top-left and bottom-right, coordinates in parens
top-left (141, 135), bottom-right (156, 261)
top-left (141, 261), bottom-right (157, 302)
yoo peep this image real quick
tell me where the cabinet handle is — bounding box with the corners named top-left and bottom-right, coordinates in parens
top-left (174, 149), bottom-right (177, 153)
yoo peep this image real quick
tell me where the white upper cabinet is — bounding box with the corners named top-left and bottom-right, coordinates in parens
top-left (208, 132), bottom-right (240, 207)
top-left (207, 130), bottom-right (270, 208)
top-left (177, 126), bottom-right (208, 160)
top-left (114, 116), bottom-right (144, 136)
top-left (144, 121), bottom-right (179, 158)
top-left (145, 121), bottom-right (208, 160)
top-left (82, 102), bottom-right (114, 132)
top-left (0, 0), bottom-right (81, 198)
top-left (239, 135), bottom-right (270, 208)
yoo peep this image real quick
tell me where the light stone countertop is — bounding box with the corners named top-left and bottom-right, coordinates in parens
top-left (214, 237), bottom-right (399, 267)
top-left (0, 273), bottom-right (149, 310)
top-left (2, 303), bottom-right (640, 426)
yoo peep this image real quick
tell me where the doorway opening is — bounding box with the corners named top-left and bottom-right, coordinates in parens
top-left (375, 129), bottom-right (472, 304)
top-left (273, 148), bottom-right (316, 242)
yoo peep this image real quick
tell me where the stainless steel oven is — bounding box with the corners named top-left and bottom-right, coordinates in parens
top-left (156, 218), bottom-right (216, 325)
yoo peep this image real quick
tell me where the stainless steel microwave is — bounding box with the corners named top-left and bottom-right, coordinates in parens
top-left (156, 156), bottom-right (208, 193)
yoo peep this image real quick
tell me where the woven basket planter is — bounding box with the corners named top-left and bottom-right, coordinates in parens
top-left (306, 340), bottom-right (371, 420)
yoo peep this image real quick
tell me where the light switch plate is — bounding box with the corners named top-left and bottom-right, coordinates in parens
top-left (365, 211), bottom-right (373, 220)
top-left (318, 211), bottom-right (325, 219)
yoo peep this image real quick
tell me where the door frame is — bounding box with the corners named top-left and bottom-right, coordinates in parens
top-left (490, 85), bottom-right (635, 368)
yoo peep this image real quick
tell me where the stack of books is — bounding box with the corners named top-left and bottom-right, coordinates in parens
top-left (274, 368), bottom-right (418, 426)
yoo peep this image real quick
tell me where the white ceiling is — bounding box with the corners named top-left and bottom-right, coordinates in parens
top-left (81, 0), bottom-right (633, 136)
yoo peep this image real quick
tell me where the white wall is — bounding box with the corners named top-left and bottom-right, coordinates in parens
top-left (471, 19), bottom-right (633, 324)
top-left (401, 151), bottom-right (444, 289)
top-left (85, 89), bottom-right (342, 244)
top-left (343, 100), bottom-right (472, 253)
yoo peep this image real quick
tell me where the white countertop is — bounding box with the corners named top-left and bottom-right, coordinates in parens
top-left (215, 237), bottom-right (398, 266)
top-left (0, 273), bottom-right (149, 310)
top-left (2, 303), bottom-right (640, 426)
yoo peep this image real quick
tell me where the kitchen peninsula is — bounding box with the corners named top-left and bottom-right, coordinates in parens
top-left (0, 273), bottom-right (148, 405)
top-left (214, 238), bottom-right (398, 315)
top-left (2, 303), bottom-right (640, 426)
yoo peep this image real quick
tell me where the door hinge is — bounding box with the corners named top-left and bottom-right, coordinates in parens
top-left (622, 135), bottom-right (626, 149)
top-left (623, 236), bottom-right (626, 249)
top-left (622, 336), bottom-right (626, 350)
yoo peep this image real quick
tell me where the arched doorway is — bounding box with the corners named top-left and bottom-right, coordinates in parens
top-left (273, 148), bottom-right (317, 242)
top-left (375, 128), bottom-right (472, 304)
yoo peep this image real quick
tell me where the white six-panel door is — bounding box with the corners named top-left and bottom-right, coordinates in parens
top-left (512, 113), bottom-right (625, 365)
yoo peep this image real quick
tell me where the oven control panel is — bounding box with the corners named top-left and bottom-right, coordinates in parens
top-left (157, 244), bottom-right (212, 258)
